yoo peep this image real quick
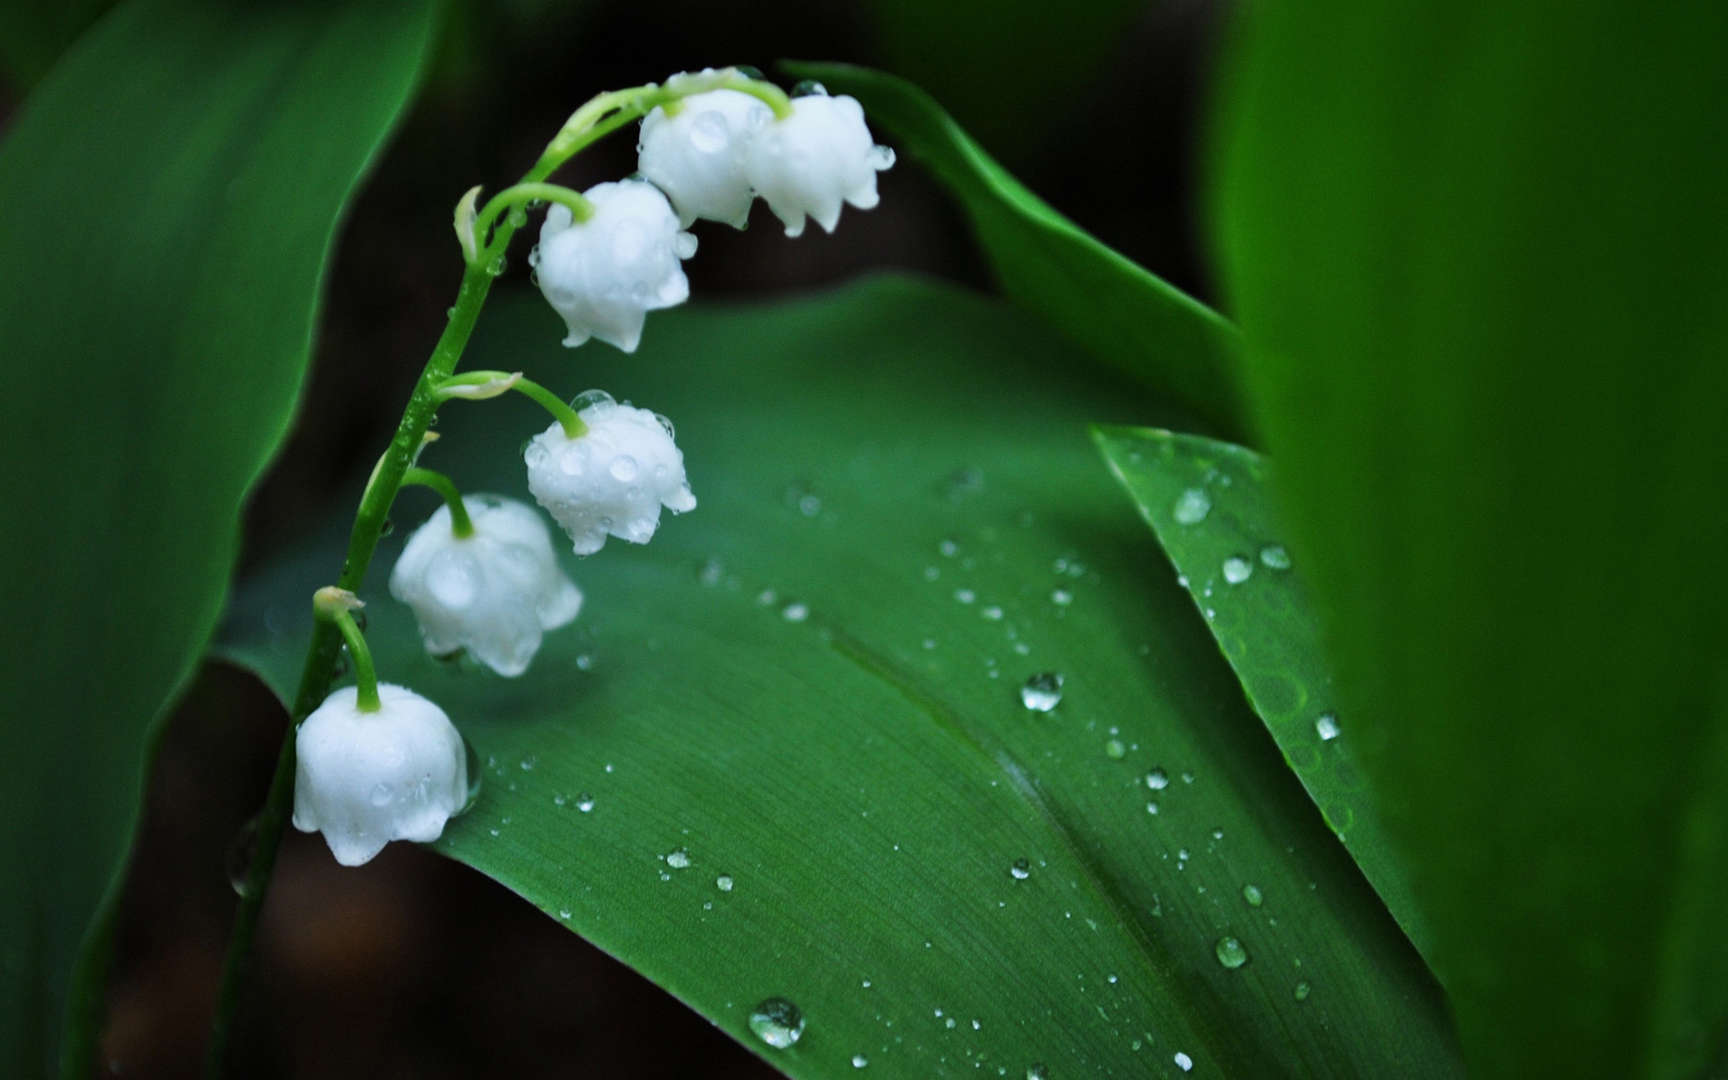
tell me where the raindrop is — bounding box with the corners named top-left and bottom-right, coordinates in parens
top-left (575, 793), bottom-right (595, 813)
top-left (790, 79), bottom-right (828, 96)
top-left (1174, 1052), bottom-right (1194, 1072)
top-left (1145, 768), bottom-right (1170, 791)
top-left (797, 493), bottom-right (822, 517)
top-left (1243, 884), bottom-right (1264, 907)
top-left (981, 605), bottom-right (1004, 621)
top-left (369, 781), bottom-right (394, 807)
top-left (1104, 739), bottom-right (1126, 760)
top-left (1020, 672), bottom-right (1064, 713)
top-left (748, 998), bottom-right (805, 1049)
top-left (485, 254), bottom-right (507, 277)
top-left (954, 588), bottom-right (976, 605)
top-left (939, 538), bottom-right (960, 557)
top-left (1294, 980), bottom-right (1312, 1002)
top-left (1026, 1066), bottom-right (1049, 1080)
top-left (1315, 712), bottom-right (1341, 741)
top-left (852, 1054), bottom-right (869, 1069)
top-left (782, 602), bottom-right (810, 622)
top-left (716, 874), bottom-right (734, 892)
top-left (1214, 936), bottom-right (1249, 969)
top-left (225, 816), bottom-right (259, 897)
top-left (1222, 556), bottom-right (1253, 585)
top-left (1010, 858), bottom-right (1032, 881)
top-left (1146, 802), bottom-right (1159, 815)
top-left (1260, 545), bottom-right (1292, 570)
top-left (1172, 488), bottom-right (1211, 525)
top-left (1051, 588), bottom-right (1073, 607)
top-left (507, 206), bottom-right (528, 228)
top-left (665, 848), bottom-right (691, 869)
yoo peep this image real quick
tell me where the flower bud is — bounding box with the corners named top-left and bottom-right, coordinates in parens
top-left (744, 91), bottom-right (894, 238)
top-left (293, 684), bottom-right (468, 867)
top-left (639, 88), bottom-right (772, 229)
top-left (531, 180), bottom-right (696, 352)
top-left (524, 391), bottom-right (695, 555)
top-left (389, 495), bottom-right (582, 677)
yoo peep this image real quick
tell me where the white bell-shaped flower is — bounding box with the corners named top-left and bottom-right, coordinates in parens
top-left (744, 91), bottom-right (894, 238)
top-left (293, 684), bottom-right (469, 867)
top-left (524, 391), bottom-right (696, 556)
top-left (388, 495), bottom-right (582, 677)
top-left (531, 180), bottom-right (697, 352)
top-left (639, 88), bottom-right (772, 228)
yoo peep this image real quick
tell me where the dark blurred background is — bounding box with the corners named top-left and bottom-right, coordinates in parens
top-left (1, 0), bottom-right (1227, 1074)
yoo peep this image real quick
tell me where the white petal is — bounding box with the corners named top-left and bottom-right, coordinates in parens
top-left (525, 396), bottom-right (696, 556)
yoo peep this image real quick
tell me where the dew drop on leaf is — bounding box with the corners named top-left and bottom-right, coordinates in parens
top-left (1316, 712), bottom-right (1341, 741)
top-left (1260, 544), bottom-right (1292, 570)
top-left (1223, 556), bottom-right (1253, 584)
top-left (1020, 672), bottom-right (1064, 712)
top-left (748, 997), bottom-right (805, 1049)
top-left (1172, 488), bottom-right (1211, 525)
top-left (1215, 936), bottom-right (1249, 969)
top-left (1010, 857), bottom-right (1032, 881)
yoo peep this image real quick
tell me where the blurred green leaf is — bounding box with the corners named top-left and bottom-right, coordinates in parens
top-left (1213, 2), bottom-right (1728, 1076)
top-left (784, 62), bottom-right (1244, 439)
top-left (0, 0), bottom-right (436, 1074)
top-left (222, 279), bottom-right (1458, 1079)
top-left (1092, 425), bottom-right (1429, 958)
top-left (0, 0), bottom-right (114, 90)
top-left (859, 0), bottom-right (1146, 156)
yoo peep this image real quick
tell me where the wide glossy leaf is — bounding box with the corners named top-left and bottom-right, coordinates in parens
top-left (221, 278), bottom-right (1459, 1078)
top-left (1213, 2), bottom-right (1728, 1076)
top-left (0, 1), bottom-right (435, 1074)
top-left (1091, 425), bottom-right (1428, 958)
top-left (782, 62), bottom-right (1244, 439)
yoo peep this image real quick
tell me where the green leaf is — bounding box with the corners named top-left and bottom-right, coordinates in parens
top-left (1091, 425), bottom-right (1429, 958)
top-left (781, 61), bottom-right (1245, 439)
top-left (0, 1), bottom-right (436, 1074)
top-left (221, 279), bottom-right (1459, 1079)
top-left (1212, 2), bottom-right (1728, 1076)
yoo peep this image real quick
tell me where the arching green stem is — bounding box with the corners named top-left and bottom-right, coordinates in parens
top-left (313, 587), bottom-right (379, 712)
top-left (473, 181), bottom-right (592, 265)
top-left (401, 467), bottom-right (475, 537)
top-left (436, 369), bottom-right (586, 438)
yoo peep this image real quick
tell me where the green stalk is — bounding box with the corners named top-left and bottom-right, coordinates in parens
top-left (401, 466), bottom-right (476, 537)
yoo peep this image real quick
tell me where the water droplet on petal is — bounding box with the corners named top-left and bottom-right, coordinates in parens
top-left (748, 997), bottom-right (805, 1049)
top-left (369, 781), bottom-right (394, 807)
top-left (1020, 672), bottom-right (1064, 712)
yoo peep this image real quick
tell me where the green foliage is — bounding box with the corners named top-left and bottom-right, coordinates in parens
top-left (1213, 2), bottom-right (1728, 1075)
top-left (783, 62), bottom-right (1244, 439)
top-left (0, 0), bottom-right (114, 90)
top-left (1093, 425), bottom-right (1429, 959)
top-left (221, 280), bottom-right (1459, 1079)
top-left (0, 0), bottom-right (436, 1073)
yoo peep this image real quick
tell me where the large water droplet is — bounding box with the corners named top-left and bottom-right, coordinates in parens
top-left (610, 454), bottom-right (640, 482)
top-left (575, 793), bottom-right (595, 813)
top-left (851, 1053), bottom-right (869, 1069)
top-left (1215, 936), bottom-right (1249, 969)
top-left (1260, 544), bottom-right (1292, 570)
top-left (689, 109), bottom-right (730, 152)
top-left (1174, 1051), bottom-right (1194, 1072)
top-left (716, 874), bottom-right (734, 892)
top-left (748, 997), bottom-right (805, 1049)
top-left (1020, 672), bottom-right (1064, 712)
top-left (1315, 712), bottom-right (1341, 741)
top-left (1104, 739), bottom-right (1127, 760)
top-left (571, 388), bottom-right (615, 414)
top-left (782, 602), bottom-right (810, 623)
top-left (1222, 556), bottom-right (1253, 585)
top-left (1145, 768), bottom-right (1170, 791)
top-left (1172, 488), bottom-right (1211, 525)
top-left (665, 848), bottom-right (691, 869)
top-left (1026, 1065), bottom-right (1049, 1080)
top-left (1051, 588), bottom-right (1073, 607)
top-left (1010, 857), bottom-right (1031, 881)
top-left (369, 781), bottom-right (394, 808)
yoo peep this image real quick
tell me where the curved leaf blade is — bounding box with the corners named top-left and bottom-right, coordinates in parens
top-left (1213, 1), bottom-right (1728, 1075)
top-left (223, 279), bottom-right (1458, 1079)
top-left (1092, 424), bottom-right (1429, 958)
top-left (0, 1), bottom-right (436, 1073)
top-left (782, 61), bottom-right (1245, 439)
